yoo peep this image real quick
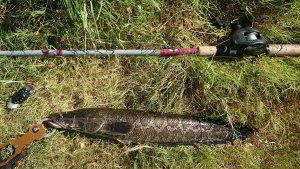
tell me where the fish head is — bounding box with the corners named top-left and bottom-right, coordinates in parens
top-left (48, 113), bottom-right (72, 129)
top-left (48, 112), bottom-right (104, 133)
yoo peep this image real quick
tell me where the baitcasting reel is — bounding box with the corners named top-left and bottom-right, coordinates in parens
top-left (215, 17), bottom-right (267, 56)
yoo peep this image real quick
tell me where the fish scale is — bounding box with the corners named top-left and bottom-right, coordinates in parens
top-left (48, 108), bottom-right (253, 145)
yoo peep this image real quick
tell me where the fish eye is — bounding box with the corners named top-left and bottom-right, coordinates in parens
top-left (57, 115), bottom-right (61, 119)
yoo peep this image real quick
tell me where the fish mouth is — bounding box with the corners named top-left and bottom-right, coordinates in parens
top-left (47, 120), bottom-right (62, 128)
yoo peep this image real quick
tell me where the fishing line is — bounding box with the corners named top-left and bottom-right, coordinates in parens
top-left (0, 64), bottom-right (26, 72)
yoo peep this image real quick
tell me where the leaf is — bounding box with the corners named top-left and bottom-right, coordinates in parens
top-left (126, 8), bottom-right (132, 14)
top-left (80, 4), bottom-right (88, 31)
top-left (48, 62), bottom-right (55, 68)
top-left (0, 80), bottom-right (22, 85)
top-left (253, 71), bottom-right (262, 78)
top-left (34, 31), bottom-right (41, 37)
top-left (150, 0), bottom-right (161, 11)
top-left (30, 10), bottom-right (45, 17)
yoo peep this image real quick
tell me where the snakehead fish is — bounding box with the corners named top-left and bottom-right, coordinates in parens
top-left (48, 108), bottom-right (253, 145)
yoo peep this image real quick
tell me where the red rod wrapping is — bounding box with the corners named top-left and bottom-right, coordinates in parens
top-left (56, 49), bottom-right (63, 56)
top-left (42, 50), bottom-right (49, 55)
top-left (160, 48), bottom-right (198, 55)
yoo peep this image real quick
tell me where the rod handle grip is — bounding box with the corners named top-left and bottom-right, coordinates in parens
top-left (198, 46), bottom-right (217, 56)
top-left (268, 44), bottom-right (300, 56)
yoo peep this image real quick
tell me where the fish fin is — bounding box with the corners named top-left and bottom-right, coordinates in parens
top-left (227, 126), bottom-right (254, 141)
top-left (154, 140), bottom-right (229, 146)
top-left (104, 122), bottom-right (133, 135)
top-left (195, 140), bottom-right (229, 145)
top-left (117, 139), bottom-right (132, 144)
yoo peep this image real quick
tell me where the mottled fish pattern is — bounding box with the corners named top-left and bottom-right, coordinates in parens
top-left (48, 108), bottom-right (253, 145)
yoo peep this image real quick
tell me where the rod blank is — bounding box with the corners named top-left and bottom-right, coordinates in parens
top-left (0, 50), bottom-right (161, 56)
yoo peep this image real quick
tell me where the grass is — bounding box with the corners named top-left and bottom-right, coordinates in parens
top-left (0, 0), bottom-right (300, 168)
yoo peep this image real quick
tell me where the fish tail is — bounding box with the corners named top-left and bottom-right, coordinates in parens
top-left (227, 126), bottom-right (254, 141)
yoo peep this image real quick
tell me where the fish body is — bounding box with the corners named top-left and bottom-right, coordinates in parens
top-left (48, 108), bottom-right (252, 145)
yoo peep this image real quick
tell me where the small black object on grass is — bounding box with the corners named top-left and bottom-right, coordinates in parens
top-left (7, 85), bottom-right (33, 109)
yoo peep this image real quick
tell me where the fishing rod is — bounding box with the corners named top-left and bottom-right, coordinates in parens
top-left (0, 44), bottom-right (299, 56)
top-left (0, 17), bottom-right (299, 57)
